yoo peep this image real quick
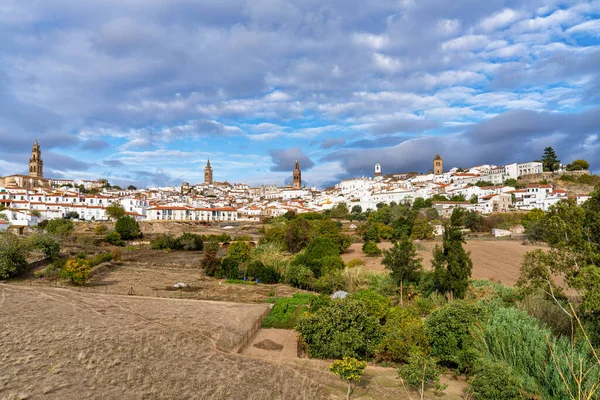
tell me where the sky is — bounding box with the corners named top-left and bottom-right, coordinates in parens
top-left (0, 0), bottom-right (599, 188)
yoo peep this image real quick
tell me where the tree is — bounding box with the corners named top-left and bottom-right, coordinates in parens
top-left (398, 351), bottom-right (445, 400)
top-left (64, 211), bottom-right (80, 220)
top-left (432, 225), bottom-right (473, 300)
top-left (351, 205), bottom-right (362, 214)
top-left (450, 207), bottom-right (466, 227)
top-left (45, 218), bottom-right (74, 236)
top-left (60, 256), bottom-right (92, 286)
top-left (469, 194), bottom-right (478, 204)
top-left (410, 218), bottom-right (434, 240)
top-left (331, 203), bottom-right (350, 219)
top-left (127, 185), bottom-right (138, 190)
top-left (330, 357), bottom-right (368, 400)
top-left (382, 237), bottom-right (423, 306)
top-left (29, 234), bottom-right (60, 260)
top-left (227, 241), bottom-right (252, 264)
top-left (284, 218), bottom-right (313, 253)
top-left (362, 241), bottom-right (382, 257)
top-left (566, 159), bottom-right (590, 171)
top-left (377, 307), bottom-right (428, 363)
top-left (0, 234), bottom-right (29, 279)
top-left (297, 298), bottom-right (383, 360)
top-left (542, 146), bottom-right (560, 172)
top-left (106, 203), bottom-right (126, 220)
top-left (104, 231), bottom-right (124, 246)
top-left (115, 216), bottom-right (142, 240)
top-left (463, 211), bottom-right (482, 232)
top-left (0, 212), bottom-right (9, 223)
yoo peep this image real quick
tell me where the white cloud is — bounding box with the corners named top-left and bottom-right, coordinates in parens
top-left (567, 20), bottom-right (600, 36)
top-left (484, 43), bottom-right (528, 59)
top-left (436, 19), bottom-right (461, 35)
top-left (352, 32), bottom-right (389, 49)
top-left (372, 52), bottom-right (404, 72)
top-left (479, 9), bottom-right (524, 32)
top-left (441, 35), bottom-right (488, 52)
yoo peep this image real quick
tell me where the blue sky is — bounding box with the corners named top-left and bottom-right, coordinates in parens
top-left (0, 0), bottom-right (599, 188)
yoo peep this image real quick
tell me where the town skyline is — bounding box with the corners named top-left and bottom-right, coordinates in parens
top-left (0, 1), bottom-right (598, 188)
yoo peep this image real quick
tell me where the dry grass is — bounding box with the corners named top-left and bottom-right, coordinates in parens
top-left (343, 239), bottom-right (546, 286)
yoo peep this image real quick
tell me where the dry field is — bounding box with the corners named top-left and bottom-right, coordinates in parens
top-left (343, 239), bottom-right (546, 286)
top-left (0, 284), bottom-right (336, 400)
top-left (16, 248), bottom-right (305, 303)
top-left (0, 285), bottom-right (467, 400)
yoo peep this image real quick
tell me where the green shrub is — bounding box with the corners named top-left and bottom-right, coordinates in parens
top-left (29, 234), bottom-right (60, 260)
top-left (362, 241), bottom-right (382, 257)
top-left (115, 216), bottom-right (142, 240)
top-left (104, 231), bottom-right (124, 246)
top-left (293, 236), bottom-right (342, 278)
top-left (346, 259), bottom-right (365, 268)
top-left (201, 250), bottom-right (221, 277)
top-left (349, 289), bottom-right (391, 322)
top-left (285, 263), bottom-right (315, 289)
top-left (424, 300), bottom-right (485, 371)
top-left (314, 270), bottom-right (345, 294)
top-left (0, 234), bottom-right (29, 279)
top-left (177, 233), bottom-right (203, 251)
top-left (246, 260), bottom-right (280, 283)
top-left (297, 298), bottom-right (383, 360)
top-left (150, 234), bottom-right (180, 250)
top-left (367, 273), bottom-right (396, 296)
top-left (45, 218), bottom-right (74, 236)
top-left (262, 293), bottom-right (316, 329)
top-left (227, 241), bottom-right (253, 264)
top-left (377, 306), bottom-right (428, 363)
top-left (89, 252), bottom-right (113, 267)
top-left (468, 359), bottom-right (525, 400)
top-left (398, 350), bottom-right (446, 398)
top-left (220, 257), bottom-right (239, 279)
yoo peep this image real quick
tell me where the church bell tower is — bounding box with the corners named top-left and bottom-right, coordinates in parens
top-left (29, 140), bottom-right (43, 178)
top-left (293, 160), bottom-right (301, 189)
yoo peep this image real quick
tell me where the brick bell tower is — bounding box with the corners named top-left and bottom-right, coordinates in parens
top-left (293, 160), bottom-right (301, 189)
top-left (29, 140), bottom-right (43, 178)
top-left (204, 159), bottom-right (213, 184)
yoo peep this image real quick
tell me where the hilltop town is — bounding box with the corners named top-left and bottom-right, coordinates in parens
top-left (0, 141), bottom-right (594, 229)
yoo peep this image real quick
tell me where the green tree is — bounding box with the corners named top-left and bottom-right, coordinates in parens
top-left (227, 241), bottom-right (252, 264)
top-left (377, 307), bottom-right (428, 363)
top-left (104, 231), bottom-right (125, 246)
top-left (432, 225), bottom-right (473, 300)
top-left (29, 234), bottom-right (60, 260)
top-left (410, 218), bottom-right (434, 240)
top-left (114, 216), bottom-right (142, 240)
top-left (331, 203), bottom-right (350, 219)
top-left (469, 194), bottom-right (478, 204)
top-left (106, 203), bottom-right (126, 220)
top-left (382, 237), bottom-right (423, 306)
top-left (424, 300), bottom-right (484, 371)
top-left (330, 357), bottom-right (368, 400)
top-left (464, 211), bottom-right (482, 232)
top-left (127, 185), bottom-right (137, 190)
top-left (450, 207), bottom-right (466, 227)
top-left (45, 218), bottom-right (74, 236)
top-left (284, 218), bottom-right (313, 253)
top-left (398, 351), bottom-right (445, 400)
top-left (64, 211), bottom-right (80, 220)
top-left (351, 205), bottom-right (362, 214)
top-left (542, 146), bottom-right (560, 172)
top-left (297, 298), bottom-right (383, 360)
top-left (566, 159), bottom-right (589, 171)
top-left (362, 241), bottom-right (382, 257)
top-left (294, 236), bottom-right (342, 278)
top-left (0, 234), bottom-right (29, 279)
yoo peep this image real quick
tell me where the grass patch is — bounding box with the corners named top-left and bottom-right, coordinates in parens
top-left (124, 246), bottom-right (140, 251)
top-left (224, 279), bottom-right (257, 285)
top-left (262, 293), bottom-right (317, 329)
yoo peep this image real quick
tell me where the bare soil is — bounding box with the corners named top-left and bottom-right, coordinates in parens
top-left (343, 239), bottom-right (547, 286)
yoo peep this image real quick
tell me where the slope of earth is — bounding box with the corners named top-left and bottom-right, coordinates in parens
top-left (343, 240), bottom-right (546, 286)
top-left (0, 284), bottom-right (334, 400)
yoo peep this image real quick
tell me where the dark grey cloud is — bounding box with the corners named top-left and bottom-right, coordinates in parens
top-left (343, 136), bottom-right (412, 149)
top-left (321, 137), bottom-right (346, 149)
top-left (82, 139), bottom-right (110, 150)
top-left (44, 152), bottom-right (94, 172)
top-left (102, 159), bottom-right (125, 168)
top-left (371, 120), bottom-right (440, 135)
top-left (269, 147), bottom-right (315, 172)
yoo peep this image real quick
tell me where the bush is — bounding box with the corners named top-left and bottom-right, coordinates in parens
top-left (115, 216), bottom-right (141, 240)
top-left (150, 234), bottom-right (180, 250)
top-left (349, 289), bottom-right (391, 322)
top-left (346, 259), bottom-right (365, 268)
top-left (314, 270), bottom-right (345, 294)
top-left (45, 218), bottom-right (74, 236)
top-left (424, 300), bottom-right (484, 371)
top-left (0, 234), bottom-right (29, 279)
top-left (201, 250), bottom-right (221, 277)
top-left (297, 298), bottom-right (383, 360)
top-left (104, 231), bottom-right (124, 246)
top-left (368, 273), bottom-right (397, 296)
top-left (262, 294), bottom-right (316, 329)
top-left (285, 263), bottom-right (315, 289)
top-left (377, 307), bottom-right (428, 363)
top-left (362, 241), bottom-right (382, 257)
top-left (468, 359), bottom-right (525, 400)
top-left (94, 224), bottom-right (108, 235)
top-left (177, 233), bottom-right (203, 251)
top-left (227, 241), bottom-right (253, 264)
top-left (29, 234), bottom-right (60, 260)
top-left (245, 260), bottom-right (281, 283)
top-left (398, 351), bottom-right (446, 398)
top-left (60, 257), bottom-right (92, 286)
top-left (293, 236), bottom-right (343, 278)
top-left (89, 252), bottom-right (113, 267)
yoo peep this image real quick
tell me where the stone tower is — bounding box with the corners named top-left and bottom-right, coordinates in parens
top-left (293, 160), bottom-right (301, 189)
top-left (375, 163), bottom-right (382, 177)
top-left (433, 154), bottom-right (443, 175)
top-left (204, 160), bottom-right (213, 184)
top-left (29, 140), bottom-right (43, 178)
